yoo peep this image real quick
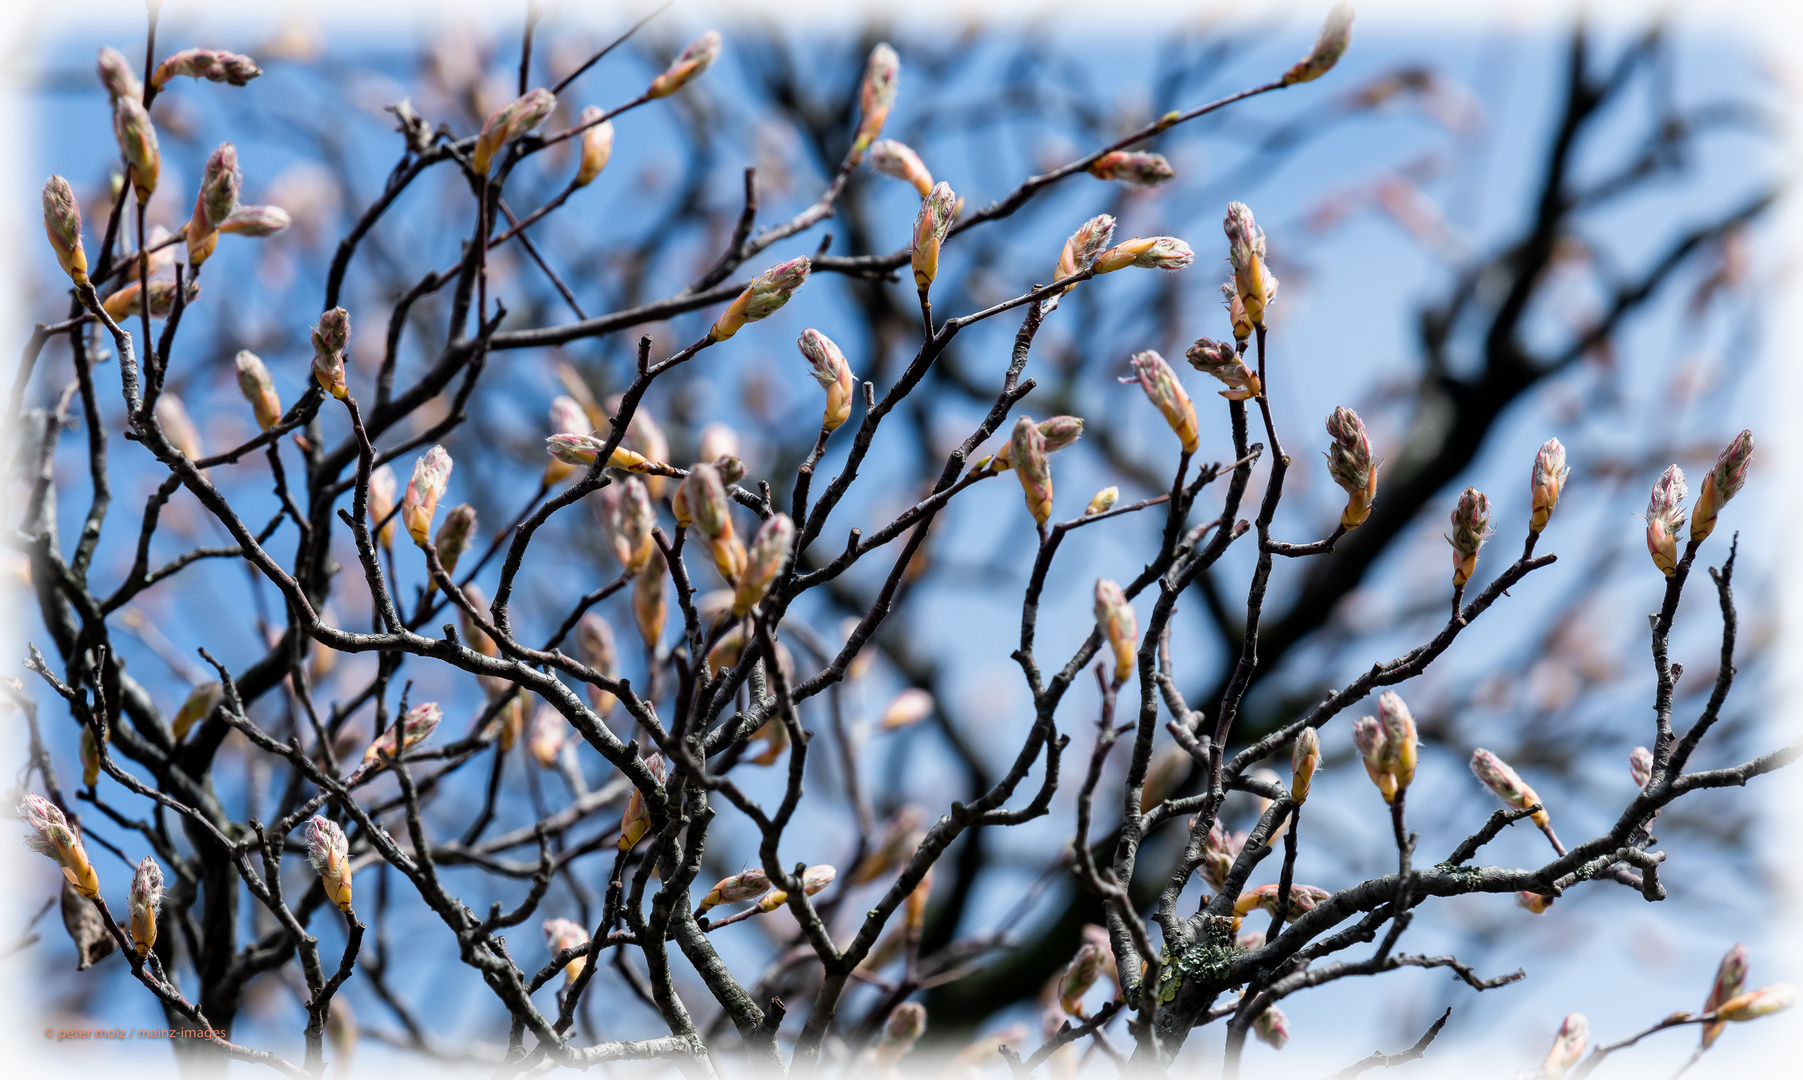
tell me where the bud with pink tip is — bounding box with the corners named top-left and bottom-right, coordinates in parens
top-left (1517, 890), bottom-right (1553, 914)
top-left (402, 445), bottom-right (453, 547)
top-left (1253, 1004), bottom-right (1290, 1050)
top-left (1520, 437), bottom-right (1570, 535)
top-left (1094, 578), bottom-right (1137, 687)
top-left (472, 88), bottom-right (556, 175)
top-left (712, 256), bottom-right (811, 341)
top-left (798, 329), bottom-right (855, 432)
top-left (151, 47), bottom-right (262, 89)
top-left (1200, 820), bottom-right (1242, 891)
top-left (1059, 943), bottom-right (1107, 1017)
top-left (543, 396), bottom-right (594, 483)
top-left (608, 477), bottom-right (657, 574)
top-left (368, 465), bottom-right (397, 552)
top-left (1088, 150), bottom-right (1175, 186)
top-left (1715, 983), bottom-right (1797, 1023)
top-left (42, 176), bottom-right (88, 287)
top-left (362, 702), bottom-right (442, 772)
top-left (155, 395), bottom-right (203, 462)
top-left (912, 182), bottom-right (958, 290)
top-left (1282, 2), bottom-right (1355, 86)
top-left (218, 205), bottom-right (291, 236)
top-left (542, 917), bottom-right (589, 982)
top-left (698, 868), bottom-right (771, 914)
top-left (984, 416), bottom-right (1083, 471)
top-left (547, 433), bottom-right (655, 473)
top-left (306, 815), bottom-right (353, 912)
top-left (1224, 202), bottom-right (1275, 329)
top-left (102, 278), bottom-right (201, 322)
top-left (578, 614), bottom-right (619, 718)
top-left (1541, 1013), bottom-right (1587, 1079)
top-left (1011, 416), bottom-right (1053, 524)
top-left (634, 546), bottom-right (668, 650)
top-left (1092, 236), bottom-right (1195, 273)
top-left (128, 857), bottom-right (164, 957)
top-left (1233, 882), bottom-right (1330, 920)
top-left (20, 792), bottom-right (100, 898)
top-left (574, 107), bottom-right (614, 186)
top-left (113, 95), bottom-right (160, 204)
top-left (1186, 336), bottom-right (1260, 401)
top-left (850, 43), bottom-right (900, 163)
top-left (648, 31), bottom-right (721, 99)
top-left (869, 140), bottom-right (933, 196)
top-left (1629, 746), bottom-right (1653, 788)
top-left (1325, 407), bottom-right (1378, 527)
top-left (186, 143), bottom-right (241, 268)
top-left (312, 307), bottom-right (351, 400)
top-left (1121, 350), bottom-right (1199, 453)
top-left (434, 504), bottom-right (477, 577)
top-left (1469, 748), bottom-right (1553, 834)
top-left (1291, 727), bottom-right (1321, 804)
top-left (1377, 691), bottom-right (1417, 791)
top-left (527, 703), bottom-right (566, 767)
top-left (97, 46), bottom-right (142, 103)
top-left (1086, 487), bottom-right (1119, 516)
top-left (234, 351), bottom-right (283, 431)
top-left (1691, 430), bottom-right (1752, 543)
top-left (618, 753), bottom-right (667, 851)
top-left (1645, 465), bottom-right (1688, 577)
top-left (733, 513), bottom-right (794, 616)
top-left (1448, 487), bottom-right (1491, 588)
top-left (1701, 943), bottom-right (1749, 1048)
top-left (1044, 214), bottom-right (1116, 313)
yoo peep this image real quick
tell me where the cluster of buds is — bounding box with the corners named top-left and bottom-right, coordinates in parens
top-left (874, 1002), bottom-right (926, 1065)
top-left (1091, 235), bottom-right (1194, 274)
top-left (103, 278), bottom-right (200, 322)
top-left (1253, 1004), bottom-right (1290, 1050)
top-left (312, 307), bottom-right (351, 400)
top-left (574, 106), bottom-right (614, 187)
top-left (1199, 819), bottom-right (1243, 892)
top-left (218, 204), bottom-right (291, 236)
top-left (1291, 728), bottom-right (1321, 804)
top-left (697, 868), bottom-right (771, 915)
top-left (542, 917), bottom-right (590, 983)
top-left (634, 546), bottom-right (668, 650)
top-left (1224, 202), bottom-right (1276, 330)
top-left (711, 256), bottom-right (811, 341)
top-left (798, 329), bottom-right (855, 432)
top-left (869, 140), bottom-right (933, 196)
top-left (171, 681), bottom-right (224, 742)
top-left (1121, 350), bottom-right (1199, 453)
top-left (1644, 465), bottom-right (1688, 578)
top-left (1352, 691), bottom-right (1416, 804)
top-left (306, 815), bottom-right (353, 912)
top-left (1058, 943), bottom-right (1108, 1017)
top-left (1469, 748), bottom-right (1561, 850)
top-left (1233, 882), bottom-right (1331, 922)
top-left (1701, 943), bottom-right (1749, 1049)
top-left (434, 504), bottom-right (477, 579)
top-left (911, 182), bottom-right (958, 290)
top-left (733, 514), bottom-right (795, 616)
top-left (1540, 1013), bottom-right (1586, 1079)
top-left (97, 46), bottom-right (142, 103)
top-left (128, 856), bottom-right (165, 957)
top-left (19, 793), bottom-right (99, 898)
top-left (402, 446), bottom-right (453, 547)
top-left (359, 703), bottom-right (442, 775)
top-left (601, 477), bottom-right (657, 574)
top-left (1086, 487), bottom-right (1118, 516)
top-left (850, 43), bottom-right (900, 163)
top-left (1691, 429), bottom-right (1753, 543)
top-left (1185, 336), bottom-right (1259, 401)
top-left (369, 466), bottom-right (398, 552)
top-left (113, 94), bottom-right (160, 204)
top-left (186, 143), bottom-right (241, 269)
top-left (578, 614), bottom-right (619, 718)
top-left (1529, 438), bottom-right (1569, 535)
top-left (618, 753), bottom-right (668, 851)
top-left (1042, 214), bottom-right (1116, 314)
top-left (1281, 2), bottom-right (1355, 86)
top-left (1448, 487), bottom-right (1491, 588)
top-left (150, 47), bottom-right (261, 89)
top-left (1087, 150), bottom-right (1174, 186)
top-left (234, 351), bottom-right (283, 430)
top-left (1008, 416), bottom-right (1055, 524)
top-left (647, 31), bottom-right (721, 99)
top-left (472, 88), bottom-right (556, 175)
top-left (41, 176), bottom-right (87, 288)
top-left (1094, 579), bottom-right (1138, 687)
top-left (756, 864), bottom-right (836, 912)
top-left (1324, 407), bottom-right (1378, 527)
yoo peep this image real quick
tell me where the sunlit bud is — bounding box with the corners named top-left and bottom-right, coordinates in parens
top-left (542, 917), bottom-right (589, 982)
top-left (306, 815), bottom-right (353, 912)
top-left (96, 46), bottom-right (142, 103)
top-left (1325, 407), bottom-right (1378, 527)
top-left (527, 703), bottom-right (567, 768)
top-left (1085, 487), bottom-right (1119, 516)
top-left (1092, 235), bottom-right (1195, 273)
top-left (42, 176), bottom-right (88, 287)
top-left (1629, 746), bottom-right (1653, 788)
top-left (1470, 748), bottom-right (1549, 829)
top-left (1088, 150), bottom-right (1175, 186)
top-left (1644, 465), bottom-right (1688, 578)
top-left (985, 416), bottom-right (1084, 472)
top-left (170, 682), bottom-right (223, 742)
top-left (1253, 1004), bottom-right (1290, 1050)
top-left (875, 1001), bottom-right (927, 1064)
top-left (1224, 202), bottom-right (1274, 328)
top-left (905, 864), bottom-right (934, 932)
top-left (759, 863), bottom-right (836, 911)
top-left (1200, 821), bottom-right (1242, 892)
top-left (1377, 692), bottom-right (1417, 792)
top-left (78, 725), bottom-right (100, 787)
top-left (1541, 1013), bottom-right (1587, 1079)
top-left (909, 181), bottom-right (959, 290)
top-left (1291, 727), bottom-right (1321, 804)
top-left (880, 687), bottom-right (934, 731)
top-left (730, 514), bottom-right (792, 616)
top-left (229, 351), bottom-right (282, 431)
top-left (19, 793), bottom-right (99, 898)
top-left (1002, 416), bottom-right (1051, 524)
top-left (546, 434), bottom-right (658, 475)
top-left (868, 139), bottom-right (933, 196)
top-left (1529, 438), bottom-right (1569, 535)
top-left (154, 394), bottom-right (203, 463)
top-left (217, 204), bottom-right (291, 236)
top-left (186, 143), bottom-right (241, 268)
top-left (1691, 429), bottom-right (1753, 543)
top-left (1233, 882), bottom-right (1330, 921)
top-left (1283, 2), bottom-right (1355, 85)
top-left (1121, 350), bottom-right (1200, 453)
top-left (472, 87), bottom-right (556, 175)
top-left (363, 702), bottom-right (442, 769)
top-left (1059, 943), bottom-right (1107, 1016)
top-left (1222, 282), bottom-right (1253, 342)
top-left (112, 96), bottom-right (160, 203)
top-left (103, 278), bottom-right (200, 322)
top-left (685, 463), bottom-right (733, 542)
top-left (647, 30), bottom-right (721, 99)
top-left (432, 503), bottom-right (477, 579)
top-left (1351, 714), bottom-right (1391, 798)
top-left (618, 405), bottom-right (671, 499)
top-left (401, 446), bottom-right (453, 547)
top-left (615, 477), bottom-right (659, 573)
top-left (1094, 578), bottom-right (1138, 687)
top-left (151, 47), bottom-right (262, 89)
top-left (1448, 487), bottom-right (1491, 588)
top-left (368, 465), bottom-right (397, 552)
top-left (1715, 983), bottom-right (1797, 1023)
top-left (1517, 890), bottom-right (1554, 914)
top-left (1185, 335), bottom-right (1260, 400)
top-left (797, 328), bottom-right (855, 432)
top-left (618, 753), bottom-right (667, 851)
top-left (121, 855), bottom-right (166, 958)
top-left (849, 42), bottom-right (901, 163)
top-left (633, 545), bottom-right (668, 649)
top-left (574, 107), bottom-right (614, 186)
top-left (852, 805), bottom-right (927, 884)
top-left (1701, 942), bottom-right (1750, 1048)
top-left (1044, 214), bottom-right (1117, 313)
top-left (698, 868), bottom-right (771, 914)
top-left (712, 256), bottom-right (811, 341)
top-left (577, 614), bottom-right (619, 718)
top-left (311, 306), bottom-right (351, 400)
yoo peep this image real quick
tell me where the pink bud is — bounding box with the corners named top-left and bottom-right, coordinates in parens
top-left (312, 307), bottom-right (351, 400)
top-left (1701, 942), bottom-right (1750, 1048)
top-left (1121, 350), bottom-right (1199, 453)
top-left (850, 43), bottom-right (900, 161)
top-left (42, 176), bottom-right (88, 286)
top-left (911, 182), bottom-right (958, 289)
top-left (151, 48), bottom-right (262, 89)
top-left (217, 205), bottom-right (291, 237)
top-left (472, 88), bottom-right (557, 175)
top-left (1092, 236), bottom-right (1194, 273)
top-left (1530, 437), bottom-right (1570, 535)
top-left (1325, 407), bottom-right (1378, 527)
top-left (1185, 336), bottom-right (1260, 400)
top-left (732, 513), bottom-right (794, 616)
top-left (1253, 1003), bottom-right (1290, 1050)
top-left (1011, 416), bottom-right (1052, 524)
top-left (1469, 748), bottom-right (1548, 829)
top-left (112, 96), bottom-right (160, 203)
top-left (1691, 430), bottom-right (1752, 543)
top-left (1044, 214), bottom-right (1116, 312)
top-left (1448, 487), bottom-right (1491, 587)
top-left (1645, 465), bottom-right (1688, 578)
top-left (402, 445), bottom-right (453, 546)
top-left (96, 46), bottom-right (142, 103)
top-left (711, 256), bottom-right (811, 340)
top-left (542, 917), bottom-right (590, 982)
top-left (1224, 202), bottom-right (1274, 327)
top-left (648, 31), bottom-right (722, 99)
top-left (1088, 150), bottom-right (1175, 186)
top-left (1628, 746), bottom-right (1653, 788)
top-left (868, 139), bottom-right (933, 196)
top-left (306, 815), bottom-right (353, 911)
top-left (798, 329), bottom-right (855, 432)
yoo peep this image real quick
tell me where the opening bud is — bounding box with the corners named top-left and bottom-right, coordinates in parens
top-left (1092, 235), bottom-right (1195, 273)
top-left (362, 702), bottom-right (442, 772)
top-left (402, 445), bottom-right (453, 546)
top-left (542, 917), bottom-right (589, 982)
top-left (19, 793), bottom-right (100, 898)
top-left (1120, 350), bottom-right (1199, 453)
top-left (798, 329), bottom-right (855, 432)
top-left (1186, 336), bottom-right (1260, 400)
top-left (1253, 1004), bottom-right (1290, 1050)
top-left (1691, 429), bottom-right (1753, 543)
top-left (1448, 487), bottom-right (1492, 588)
top-left (128, 856), bottom-right (164, 957)
top-left (1010, 416), bottom-right (1053, 524)
top-left (1224, 202), bottom-right (1274, 328)
top-left (187, 143), bottom-right (241, 269)
top-left (218, 205), bottom-right (291, 237)
top-left (732, 513), bottom-right (794, 616)
top-left (1644, 465), bottom-right (1688, 577)
top-left (42, 176), bottom-right (88, 287)
top-left (1715, 983), bottom-right (1797, 1023)
top-left (1044, 214), bottom-right (1116, 313)
top-left (850, 43), bottom-right (900, 162)
top-left (712, 256), bottom-right (811, 340)
top-left (472, 88), bottom-right (557, 175)
top-left (151, 48), bottom-right (262, 89)
top-left (306, 815), bottom-right (353, 912)
top-left (312, 307), bottom-right (352, 400)
top-left (911, 182), bottom-right (958, 290)
top-left (868, 139), bottom-right (933, 196)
